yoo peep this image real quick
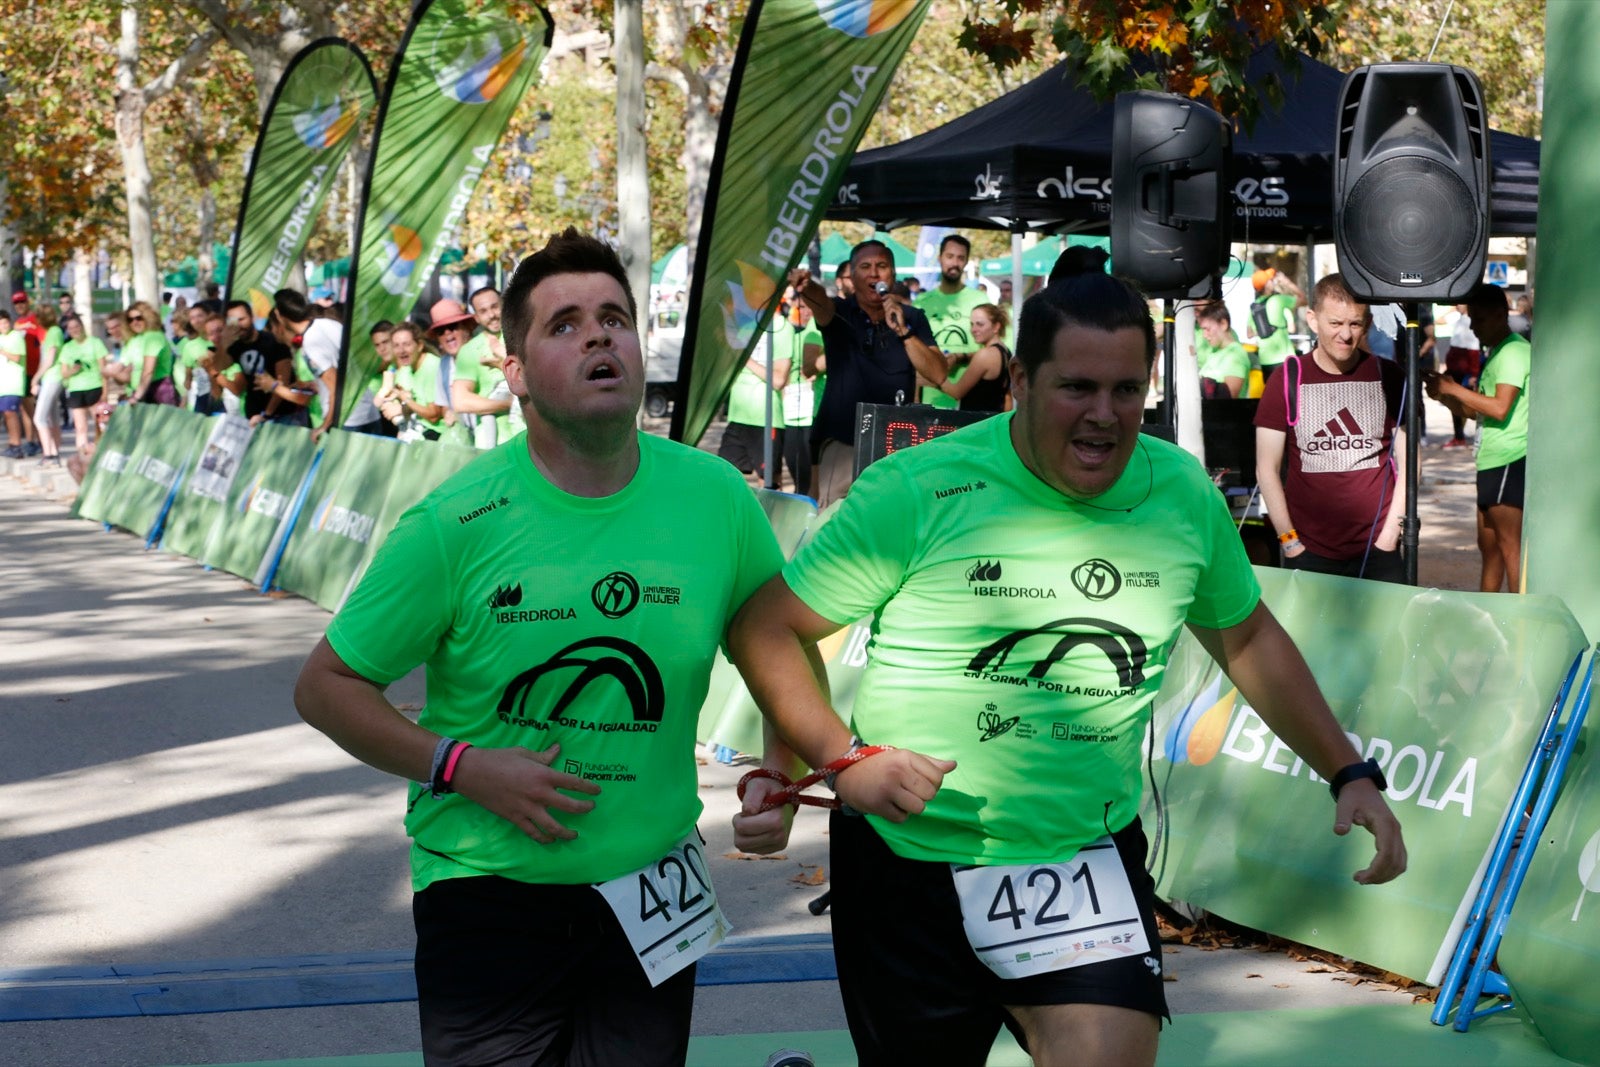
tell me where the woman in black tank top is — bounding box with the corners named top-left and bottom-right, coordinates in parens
top-left (939, 302), bottom-right (1013, 412)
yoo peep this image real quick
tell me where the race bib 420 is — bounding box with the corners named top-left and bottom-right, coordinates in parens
top-left (951, 836), bottom-right (1150, 981)
top-left (594, 833), bottom-right (729, 986)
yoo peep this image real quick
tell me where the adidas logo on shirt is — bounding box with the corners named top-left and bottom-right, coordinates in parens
top-left (1305, 406), bottom-right (1377, 452)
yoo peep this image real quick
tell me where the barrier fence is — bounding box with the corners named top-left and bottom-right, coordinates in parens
top-left (74, 407), bottom-right (476, 612)
top-left (68, 413), bottom-right (1598, 1060)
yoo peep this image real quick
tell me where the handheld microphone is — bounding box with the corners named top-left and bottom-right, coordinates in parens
top-left (873, 281), bottom-right (889, 296)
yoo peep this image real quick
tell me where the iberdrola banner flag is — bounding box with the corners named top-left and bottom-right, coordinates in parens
top-left (671, 0), bottom-right (932, 444)
top-left (338, 0), bottom-right (551, 424)
top-left (227, 39), bottom-right (377, 319)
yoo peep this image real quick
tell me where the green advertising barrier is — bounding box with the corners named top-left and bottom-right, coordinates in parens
top-left (1144, 569), bottom-right (1586, 982)
top-left (201, 421), bottom-right (319, 581)
top-left (98, 407), bottom-right (212, 539)
top-left (1497, 674), bottom-right (1600, 1066)
top-left (272, 431), bottom-right (407, 611)
top-left (339, 0), bottom-right (551, 424)
top-left (226, 40), bottom-right (377, 318)
top-left (673, 0), bottom-right (933, 444)
top-left (71, 404), bottom-right (149, 523)
top-left (161, 415), bottom-right (256, 560)
top-left (334, 437), bottom-right (480, 610)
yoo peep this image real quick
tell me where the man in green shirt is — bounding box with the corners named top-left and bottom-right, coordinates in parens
top-left (914, 234), bottom-right (986, 409)
top-left (295, 228), bottom-right (783, 1066)
top-left (1195, 302), bottom-right (1250, 398)
top-left (449, 286), bottom-right (515, 448)
top-left (728, 271), bottom-right (1406, 1067)
top-left (1427, 283), bottom-right (1530, 593)
top-left (1250, 267), bottom-right (1304, 375)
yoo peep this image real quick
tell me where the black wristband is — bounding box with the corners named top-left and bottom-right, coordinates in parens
top-left (897, 329), bottom-right (912, 340)
top-left (1328, 758), bottom-right (1387, 800)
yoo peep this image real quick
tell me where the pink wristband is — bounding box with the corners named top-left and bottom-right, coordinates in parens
top-left (441, 742), bottom-right (472, 788)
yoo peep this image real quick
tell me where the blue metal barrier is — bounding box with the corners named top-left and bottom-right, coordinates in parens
top-left (1431, 646), bottom-right (1596, 1030)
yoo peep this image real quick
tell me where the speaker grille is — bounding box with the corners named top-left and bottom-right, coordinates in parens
top-left (1342, 156), bottom-right (1478, 286)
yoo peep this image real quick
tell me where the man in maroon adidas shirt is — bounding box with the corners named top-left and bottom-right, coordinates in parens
top-left (1254, 273), bottom-right (1406, 582)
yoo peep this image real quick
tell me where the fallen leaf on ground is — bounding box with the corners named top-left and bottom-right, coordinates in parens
top-left (723, 852), bottom-right (788, 861)
top-left (791, 865), bottom-right (827, 885)
top-left (1245, 973), bottom-right (1262, 979)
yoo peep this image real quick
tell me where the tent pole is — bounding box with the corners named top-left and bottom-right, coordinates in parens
top-left (1163, 299), bottom-right (1177, 434)
top-left (1011, 230), bottom-right (1023, 332)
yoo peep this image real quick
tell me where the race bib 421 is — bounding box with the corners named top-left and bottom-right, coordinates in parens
top-left (951, 836), bottom-right (1150, 981)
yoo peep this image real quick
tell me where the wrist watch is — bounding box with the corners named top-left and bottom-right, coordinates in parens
top-left (1328, 758), bottom-right (1388, 800)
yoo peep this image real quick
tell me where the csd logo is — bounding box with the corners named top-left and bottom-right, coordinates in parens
top-left (1071, 559), bottom-right (1121, 601)
top-left (977, 708), bottom-right (1019, 742)
top-left (592, 571), bottom-right (640, 619)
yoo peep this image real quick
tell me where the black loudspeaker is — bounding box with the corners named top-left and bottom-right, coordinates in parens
top-left (1112, 91), bottom-right (1231, 300)
top-left (1334, 63), bottom-right (1490, 303)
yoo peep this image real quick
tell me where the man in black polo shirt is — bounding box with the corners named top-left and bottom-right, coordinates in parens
top-left (789, 239), bottom-right (947, 507)
top-left (220, 300), bottom-right (297, 424)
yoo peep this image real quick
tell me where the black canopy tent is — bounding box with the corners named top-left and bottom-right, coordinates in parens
top-left (825, 46), bottom-right (1539, 240)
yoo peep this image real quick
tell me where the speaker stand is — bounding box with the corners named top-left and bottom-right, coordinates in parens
top-left (1403, 303), bottom-right (1422, 586)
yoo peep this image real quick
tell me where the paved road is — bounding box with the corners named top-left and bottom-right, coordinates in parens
top-left (0, 444), bottom-right (1435, 1066)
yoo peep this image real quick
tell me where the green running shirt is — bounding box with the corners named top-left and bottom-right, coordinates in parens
top-left (784, 414), bottom-right (1260, 865)
top-left (1475, 333), bottom-right (1530, 470)
top-left (327, 434), bottom-right (784, 890)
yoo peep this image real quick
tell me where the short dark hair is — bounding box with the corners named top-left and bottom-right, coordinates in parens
top-left (273, 288), bottom-right (313, 324)
top-left (1465, 282), bottom-right (1509, 312)
top-left (1311, 273), bottom-right (1365, 313)
top-left (225, 300), bottom-right (254, 319)
top-left (849, 239), bottom-right (892, 267)
top-left (1016, 272), bottom-right (1157, 377)
top-left (1196, 301), bottom-right (1231, 325)
top-left (468, 285), bottom-right (500, 308)
top-left (939, 234), bottom-right (971, 256)
top-left (370, 320), bottom-right (394, 338)
top-left (501, 227), bottom-right (634, 361)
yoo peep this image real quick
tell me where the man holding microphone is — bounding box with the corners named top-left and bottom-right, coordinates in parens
top-left (789, 240), bottom-right (949, 507)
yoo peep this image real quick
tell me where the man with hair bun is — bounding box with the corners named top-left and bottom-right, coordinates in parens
top-left (729, 268), bottom-right (1406, 1067)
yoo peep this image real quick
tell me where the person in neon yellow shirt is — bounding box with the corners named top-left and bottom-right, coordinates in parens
top-left (1426, 283), bottom-right (1530, 592)
top-left (727, 268), bottom-right (1407, 1067)
top-left (55, 313), bottom-right (107, 449)
top-left (295, 229), bottom-right (783, 1063)
top-left (121, 300), bottom-right (179, 405)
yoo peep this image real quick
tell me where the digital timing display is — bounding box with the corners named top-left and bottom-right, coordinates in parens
top-left (853, 403), bottom-right (996, 477)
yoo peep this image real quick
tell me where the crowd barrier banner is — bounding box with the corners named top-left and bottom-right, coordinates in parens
top-left (1144, 569), bottom-right (1586, 981)
top-left (98, 407), bottom-right (212, 539)
top-left (672, 0), bottom-right (932, 445)
top-left (71, 404), bottom-right (149, 524)
top-left (271, 431), bottom-right (407, 611)
top-left (364, 439), bottom-right (478, 545)
top-left (225, 39), bottom-right (377, 317)
top-left (201, 422), bottom-right (319, 581)
top-left (161, 415), bottom-right (256, 560)
top-left (337, 0), bottom-right (551, 425)
top-left (1497, 704), bottom-right (1600, 1065)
